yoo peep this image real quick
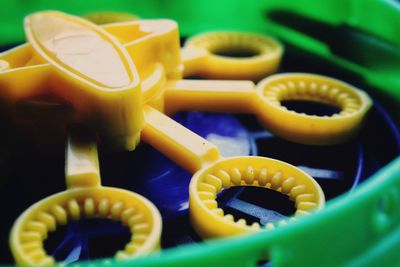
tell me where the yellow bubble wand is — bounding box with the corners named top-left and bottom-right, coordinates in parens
top-left (10, 127), bottom-right (162, 266)
top-left (0, 11), bottom-right (373, 266)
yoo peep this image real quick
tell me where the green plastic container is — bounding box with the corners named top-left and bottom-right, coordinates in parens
top-left (0, 0), bottom-right (399, 266)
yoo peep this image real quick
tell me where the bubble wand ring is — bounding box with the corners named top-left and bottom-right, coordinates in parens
top-left (10, 128), bottom-right (162, 266)
top-left (255, 73), bottom-right (373, 145)
top-left (142, 106), bottom-right (324, 239)
top-left (189, 156), bottom-right (324, 238)
top-left (164, 73), bottom-right (372, 145)
top-left (181, 31), bottom-right (283, 80)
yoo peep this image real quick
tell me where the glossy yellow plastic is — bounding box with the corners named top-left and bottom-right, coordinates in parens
top-left (10, 128), bottom-right (162, 266)
top-left (4, 11), bottom-right (372, 249)
top-left (256, 73), bottom-right (373, 145)
top-left (181, 31), bottom-right (283, 80)
top-left (142, 106), bottom-right (324, 239)
top-left (102, 18), bottom-right (183, 109)
top-left (0, 11), bottom-right (182, 150)
top-left (164, 74), bottom-right (372, 145)
top-left (0, 11), bottom-right (371, 148)
top-left (190, 156), bottom-right (324, 238)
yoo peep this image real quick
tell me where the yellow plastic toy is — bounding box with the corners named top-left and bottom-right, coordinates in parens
top-left (10, 127), bottom-right (162, 266)
top-left (164, 74), bottom-right (372, 145)
top-left (256, 73), bottom-right (372, 145)
top-left (181, 31), bottom-right (283, 80)
top-left (1, 10), bottom-right (374, 264)
top-left (142, 106), bottom-right (325, 238)
top-left (0, 11), bottom-right (182, 151)
top-left (0, 11), bottom-right (371, 149)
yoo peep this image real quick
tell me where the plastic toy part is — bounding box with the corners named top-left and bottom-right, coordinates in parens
top-left (0, 11), bottom-right (145, 150)
top-left (2, 11), bottom-right (373, 261)
top-left (0, 11), bottom-right (183, 151)
top-left (0, 3), bottom-right (397, 267)
top-left (181, 31), bottom-right (283, 80)
top-left (189, 156), bottom-right (325, 238)
top-left (9, 128), bottom-right (162, 266)
top-left (0, 11), bottom-right (371, 149)
top-left (142, 106), bottom-right (325, 239)
top-left (164, 73), bottom-right (372, 145)
top-left (256, 73), bottom-right (373, 145)
top-left (128, 112), bottom-right (252, 219)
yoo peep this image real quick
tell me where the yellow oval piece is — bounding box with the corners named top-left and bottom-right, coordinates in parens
top-left (21, 11), bottom-right (145, 151)
top-left (25, 11), bottom-right (132, 89)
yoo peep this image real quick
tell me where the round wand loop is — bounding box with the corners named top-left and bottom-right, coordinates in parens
top-left (189, 156), bottom-right (325, 238)
top-left (10, 128), bottom-right (162, 266)
top-left (142, 106), bottom-right (325, 239)
top-left (10, 187), bottom-right (162, 265)
top-left (182, 31), bottom-right (283, 80)
top-left (256, 73), bottom-right (372, 145)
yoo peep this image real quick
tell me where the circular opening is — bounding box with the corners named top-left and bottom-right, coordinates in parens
top-left (44, 219), bottom-right (130, 263)
top-left (218, 186), bottom-right (296, 226)
top-left (281, 100), bottom-right (341, 116)
top-left (212, 47), bottom-right (260, 58)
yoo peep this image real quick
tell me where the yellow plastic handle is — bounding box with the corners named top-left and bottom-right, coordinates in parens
top-left (142, 105), bottom-right (221, 173)
top-left (65, 126), bottom-right (101, 189)
top-left (164, 79), bottom-right (257, 115)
